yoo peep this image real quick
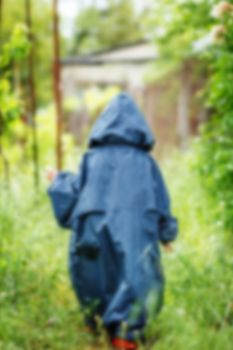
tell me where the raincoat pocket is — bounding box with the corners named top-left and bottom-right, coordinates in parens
top-left (74, 212), bottom-right (105, 260)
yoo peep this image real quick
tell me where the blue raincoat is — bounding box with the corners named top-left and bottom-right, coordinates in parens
top-left (48, 93), bottom-right (178, 341)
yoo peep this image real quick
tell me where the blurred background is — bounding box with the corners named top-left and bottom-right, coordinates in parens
top-left (0, 1), bottom-right (233, 349)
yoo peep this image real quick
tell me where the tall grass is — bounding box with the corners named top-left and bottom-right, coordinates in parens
top-left (155, 152), bottom-right (233, 350)
top-left (0, 179), bottom-right (96, 350)
top-left (0, 153), bottom-right (232, 349)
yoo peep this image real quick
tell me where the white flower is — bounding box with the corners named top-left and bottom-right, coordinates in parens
top-left (210, 24), bottom-right (226, 42)
top-left (211, 1), bottom-right (233, 19)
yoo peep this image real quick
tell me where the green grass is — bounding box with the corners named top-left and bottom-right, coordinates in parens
top-left (0, 154), bottom-right (233, 349)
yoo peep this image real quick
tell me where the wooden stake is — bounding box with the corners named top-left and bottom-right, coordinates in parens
top-left (25, 0), bottom-right (40, 188)
top-left (52, 0), bottom-right (63, 170)
top-left (0, 0), bottom-right (2, 31)
top-left (0, 0), bottom-right (10, 187)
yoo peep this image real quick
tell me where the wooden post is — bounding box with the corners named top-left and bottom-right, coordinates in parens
top-left (0, 0), bottom-right (10, 186)
top-left (0, 0), bottom-right (2, 31)
top-left (177, 70), bottom-right (190, 151)
top-left (143, 85), bottom-right (156, 129)
top-left (25, 0), bottom-right (40, 188)
top-left (0, 116), bottom-right (10, 186)
top-left (52, 0), bottom-right (63, 170)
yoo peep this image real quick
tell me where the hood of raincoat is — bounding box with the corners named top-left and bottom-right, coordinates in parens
top-left (88, 92), bottom-right (155, 151)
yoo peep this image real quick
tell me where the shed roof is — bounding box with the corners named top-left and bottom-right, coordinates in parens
top-left (61, 41), bottom-right (158, 66)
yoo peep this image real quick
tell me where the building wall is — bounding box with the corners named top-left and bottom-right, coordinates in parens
top-left (61, 65), bottom-right (207, 158)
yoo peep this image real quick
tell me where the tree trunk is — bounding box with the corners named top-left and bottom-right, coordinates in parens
top-left (52, 0), bottom-right (63, 170)
top-left (25, 0), bottom-right (40, 188)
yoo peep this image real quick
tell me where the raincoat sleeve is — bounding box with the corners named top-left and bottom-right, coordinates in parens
top-left (152, 160), bottom-right (178, 244)
top-left (47, 157), bottom-right (86, 229)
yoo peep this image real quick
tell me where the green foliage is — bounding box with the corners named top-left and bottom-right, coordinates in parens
top-left (34, 105), bottom-right (76, 170)
top-left (197, 1), bottom-right (233, 231)
top-left (146, 0), bottom-right (215, 79)
top-left (71, 0), bottom-right (144, 54)
top-left (0, 24), bottom-right (29, 173)
top-left (0, 24), bottom-right (30, 123)
top-left (146, 0), bottom-right (233, 231)
top-left (0, 80), bottom-right (21, 123)
top-left (0, 23), bottom-right (29, 174)
top-left (0, 24), bottom-right (30, 67)
top-left (1, 0), bottom-right (59, 106)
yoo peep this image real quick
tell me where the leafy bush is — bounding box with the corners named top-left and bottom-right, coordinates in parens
top-left (197, 1), bottom-right (233, 232)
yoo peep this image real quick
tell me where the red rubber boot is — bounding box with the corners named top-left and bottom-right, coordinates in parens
top-left (111, 338), bottom-right (138, 350)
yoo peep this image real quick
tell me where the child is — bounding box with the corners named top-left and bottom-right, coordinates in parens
top-left (48, 93), bottom-right (178, 350)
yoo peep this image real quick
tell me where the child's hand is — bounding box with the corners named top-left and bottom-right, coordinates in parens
top-left (163, 243), bottom-right (173, 253)
top-left (45, 167), bottom-right (57, 183)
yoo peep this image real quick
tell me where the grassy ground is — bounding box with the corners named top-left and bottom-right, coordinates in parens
top-left (0, 153), bottom-right (233, 350)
